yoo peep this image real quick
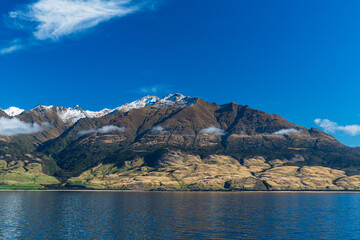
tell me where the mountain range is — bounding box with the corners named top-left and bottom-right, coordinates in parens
top-left (1, 94), bottom-right (360, 190)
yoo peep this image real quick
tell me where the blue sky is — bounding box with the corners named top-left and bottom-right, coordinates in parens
top-left (1, 0), bottom-right (360, 146)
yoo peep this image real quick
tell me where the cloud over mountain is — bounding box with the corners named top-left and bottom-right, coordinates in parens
top-left (0, 117), bottom-right (44, 136)
top-left (199, 126), bottom-right (226, 136)
top-left (151, 125), bottom-right (166, 134)
top-left (78, 125), bottom-right (125, 135)
top-left (272, 129), bottom-right (302, 135)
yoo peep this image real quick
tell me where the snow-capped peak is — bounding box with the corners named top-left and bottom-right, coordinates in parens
top-left (115, 93), bottom-right (196, 112)
top-left (156, 93), bottom-right (196, 107)
top-left (31, 105), bottom-right (55, 117)
top-left (31, 105), bottom-right (112, 124)
top-left (4, 107), bottom-right (25, 117)
top-left (54, 106), bottom-right (114, 124)
top-left (115, 95), bottom-right (160, 112)
top-left (56, 106), bottom-right (87, 124)
top-left (84, 109), bottom-right (114, 119)
top-left (33, 105), bottom-right (54, 111)
top-left (7, 94), bottom-right (196, 124)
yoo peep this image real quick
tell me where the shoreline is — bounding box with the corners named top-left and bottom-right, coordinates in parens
top-left (0, 189), bottom-right (360, 193)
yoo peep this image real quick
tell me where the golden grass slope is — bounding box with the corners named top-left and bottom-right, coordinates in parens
top-left (68, 151), bottom-right (360, 191)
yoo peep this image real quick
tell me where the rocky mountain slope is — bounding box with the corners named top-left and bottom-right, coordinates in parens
top-left (1, 94), bottom-right (360, 190)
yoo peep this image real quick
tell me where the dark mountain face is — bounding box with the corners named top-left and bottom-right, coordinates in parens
top-left (33, 98), bottom-right (360, 179)
top-left (19, 105), bottom-right (82, 141)
top-left (0, 110), bottom-right (8, 117)
top-left (1, 95), bottom-right (360, 189)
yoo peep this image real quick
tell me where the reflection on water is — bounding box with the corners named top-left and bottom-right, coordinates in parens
top-left (0, 191), bottom-right (359, 239)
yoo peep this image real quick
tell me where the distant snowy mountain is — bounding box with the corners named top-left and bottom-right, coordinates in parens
top-left (31, 105), bottom-right (113, 124)
top-left (4, 107), bottom-right (25, 117)
top-left (2, 94), bottom-right (196, 124)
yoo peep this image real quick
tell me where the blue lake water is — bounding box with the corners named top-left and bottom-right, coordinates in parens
top-left (0, 191), bottom-right (359, 239)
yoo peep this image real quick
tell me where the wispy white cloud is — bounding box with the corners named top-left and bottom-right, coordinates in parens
top-left (272, 128), bottom-right (302, 135)
top-left (78, 125), bottom-right (125, 135)
top-left (0, 117), bottom-right (44, 136)
top-left (199, 126), bottom-right (226, 136)
top-left (0, 39), bottom-right (24, 55)
top-left (315, 119), bottom-right (360, 136)
top-left (139, 84), bottom-right (171, 94)
top-left (10, 0), bottom-right (140, 41)
top-left (0, 44), bottom-right (23, 55)
top-left (2, 0), bottom-right (152, 53)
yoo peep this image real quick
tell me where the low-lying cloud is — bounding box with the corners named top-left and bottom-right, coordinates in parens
top-left (315, 119), bottom-right (360, 136)
top-left (151, 125), bottom-right (167, 134)
top-left (78, 125), bottom-right (125, 135)
top-left (0, 117), bottom-right (44, 136)
top-left (199, 126), bottom-right (226, 136)
top-left (41, 122), bottom-right (51, 128)
top-left (272, 128), bottom-right (302, 135)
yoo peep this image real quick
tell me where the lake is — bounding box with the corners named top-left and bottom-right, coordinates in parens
top-left (0, 191), bottom-right (359, 239)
